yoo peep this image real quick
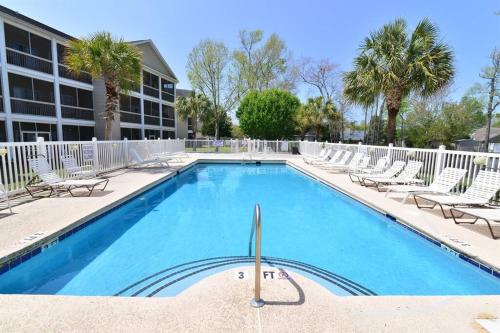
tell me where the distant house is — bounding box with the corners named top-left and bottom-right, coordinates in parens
top-left (455, 127), bottom-right (500, 152)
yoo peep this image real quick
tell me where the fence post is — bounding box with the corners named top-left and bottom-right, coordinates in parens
top-left (387, 143), bottom-right (394, 162)
top-left (124, 137), bottom-right (129, 168)
top-left (434, 144), bottom-right (446, 176)
top-left (357, 141), bottom-right (362, 153)
top-left (92, 137), bottom-right (100, 172)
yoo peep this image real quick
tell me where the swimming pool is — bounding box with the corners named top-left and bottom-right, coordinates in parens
top-left (0, 163), bottom-right (499, 296)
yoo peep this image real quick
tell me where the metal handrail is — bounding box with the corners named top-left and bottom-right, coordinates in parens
top-left (250, 204), bottom-right (264, 308)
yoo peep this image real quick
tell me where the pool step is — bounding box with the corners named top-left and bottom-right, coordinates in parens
top-left (114, 256), bottom-right (376, 297)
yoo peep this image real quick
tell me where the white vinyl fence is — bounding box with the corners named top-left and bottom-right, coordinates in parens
top-left (299, 141), bottom-right (500, 193)
top-left (1, 137), bottom-right (499, 196)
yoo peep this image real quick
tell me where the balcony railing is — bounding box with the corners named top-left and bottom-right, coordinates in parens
top-left (11, 98), bottom-right (56, 117)
top-left (6, 48), bottom-right (52, 74)
top-left (143, 85), bottom-right (159, 98)
top-left (163, 119), bottom-right (175, 128)
top-left (120, 111), bottom-right (141, 124)
top-left (162, 92), bottom-right (175, 102)
top-left (144, 115), bottom-right (160, 125)
top-left (61, 106), bottom-right (94, 120)
top-left (58, 65), bottom-right (93, 84)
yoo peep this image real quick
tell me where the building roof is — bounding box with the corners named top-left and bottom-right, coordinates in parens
top-left (0, 5), bottom-right (74, 40)
top-left (128, 39), bottom-right (178, 82)
top-left (176, 89), bottom-right (193, 98)
top-left (470, 127), bottom-right (500, 142)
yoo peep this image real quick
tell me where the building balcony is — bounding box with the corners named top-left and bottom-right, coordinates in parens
top-left (161, 92), bottom-right (175, 102)
top-left (58, 65), bottom-right (93, 85)
top-left (11, 98), bottom-right (56, 117)
top-left (143, 85), bottom-right (159, 98)
top-left (120, 111), bottom-right (141, 124)
top-left (6, 48), bottom-right (53, 74)
top-left (61, 106), bottom-right (94, 120)
top-left (163, 119), bottom-right (175, 128)
top-left (144, 115), bottom-right (160, 126)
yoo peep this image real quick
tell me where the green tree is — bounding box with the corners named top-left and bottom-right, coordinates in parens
top-left (475, 48), bottom-right (500, 151)
top-left (187, 39), bottom-right (238, 139)
top-left (236, 89), bottom-right (300, 139)
top-left (201, 113), bottom-right (232, 138)
top-left (65, 32), bottom-right (142, 140)
top-left (295, 105), bottom-right (313, 140)
top-left (231, 125), bottom-right (244, 138)
top-left (233, 29), bottom-right (295, 96)
top-left (175, 91), bottom-right (210, 140)
top-left (343, 18), bottom-right (454, 144)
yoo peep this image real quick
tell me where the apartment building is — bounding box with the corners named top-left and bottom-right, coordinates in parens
top-left (0, 5), bottom-right (185, 142)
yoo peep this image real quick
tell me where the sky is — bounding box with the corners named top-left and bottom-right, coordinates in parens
top-left (2, 0), bottom-right (499, 121)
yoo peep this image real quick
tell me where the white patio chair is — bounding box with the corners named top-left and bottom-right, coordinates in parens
top-left (385, 167), bottom-right (467, 203)
top-left (322, 152), bottom-right (365, 173)
top-left (348, 157), bottom-right (388, 183)
top-left (61, 155), bottom-right (96, 179)
top-left (450, 207), bottom-right (500, 239)
top-left (0, 184), bottom-right (12, 213)
top-left (303, 148), bottom-right (331, 164)
top-left (414, 170), bottom-right (500, 218)
top-left (26, 156), bottom-right (109, 197)
top-left (317, 151), bottom-right (352, 169)
top-left (129, 148), bottom-right (171, 168)
top-left (363, 161), bottom-right (424, 191)
top-left (351, 160), bottom-right (406, 186)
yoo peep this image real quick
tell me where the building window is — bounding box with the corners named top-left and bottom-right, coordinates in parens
top-left (119, 94), bottom-right (141, 113)
top-left (12, 121), bottom-right (57, 142)
top-left (4, 23), bottom-right (51, 60)
top-left (162, 104), bottom-right (175, 128)
top-left (0, 121), bottom-right (6, 142)
top-left (60, 85), bottom-right (93, 109)
top-left (162, 130), bottom-right (175, 139)
top-left (144, 129), bottom-right (160, 140)
top-left (120, 127), bottom-right (141, 140)
top-left (143, 71), bottom-right (159, 98)
top-left (9, 73), bottom-right (54, 102)
top-left (161, 78), bottom-right (175, 102)
top-left (63, 125), bottom-right (94, 141)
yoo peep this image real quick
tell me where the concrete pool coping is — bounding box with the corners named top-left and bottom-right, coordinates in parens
top-left (0, 153), bottom-right (499, 332)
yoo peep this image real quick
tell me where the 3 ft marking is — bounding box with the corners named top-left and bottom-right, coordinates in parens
top-left (234, 270), bottom-right (290, 281)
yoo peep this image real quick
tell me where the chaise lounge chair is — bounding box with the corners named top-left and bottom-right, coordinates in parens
top-left (363, 161), bottom-right (424, 191)
top-left (129, 148), bottom-right (171, 168)
top-left (26, 156), bottom-right (109, 197)
top-left (304, 149), bottom-right (335, 165)
top-left (322, 152), bottom-right (365, 173)
top-left (450, 207), bottom-right (500, 239)
top-left (303, 148), bottom-right (329, 164)
top-left (413, 170), bottom-right (500, 218)
top-left (351, 160), bottom-right (406, 186)
top-left (317, 151), bottom-right (352, 169)
top-left (0, 184), bottom-right (12, 213)
top-left (385, 167), bottom-right (467, 203)
top-left (61, 154), bottom-right (97, 178)
top-left (348, 157), bottom-right (388, 183)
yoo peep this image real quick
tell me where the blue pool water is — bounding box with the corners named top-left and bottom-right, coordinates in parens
top-left (0, 163), bottom-right (499, 296)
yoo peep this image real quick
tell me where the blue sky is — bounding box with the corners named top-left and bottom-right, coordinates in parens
top-left (3, 0), bottom-right (499, 120)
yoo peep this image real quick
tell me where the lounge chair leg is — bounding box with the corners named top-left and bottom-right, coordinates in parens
top-left (413, 195), bottom-right (437, 210)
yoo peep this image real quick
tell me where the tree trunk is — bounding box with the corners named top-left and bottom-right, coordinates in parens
top-left (385, 93), bottom-right (401, 145)
top-left (484, 77), bottom-right (495, 152)
top-left (315, 124), bottom-right (321, 141)
top-left (104, 79), bottom-right (119, 140)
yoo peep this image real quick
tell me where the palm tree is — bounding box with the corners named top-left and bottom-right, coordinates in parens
top-left (304, 97), bottom-right (324, 141)
top-left (343, 18), bottom-right (454, 144)
top-left (295, 104), bottom-right (313, 140)
top-left (175, 91), bottom-right (210, 140)
top-left (65, 32), bottom-right (142, 140)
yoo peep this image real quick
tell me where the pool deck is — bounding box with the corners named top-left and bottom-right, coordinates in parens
top-left (0, 153), bottom-right (499, 332)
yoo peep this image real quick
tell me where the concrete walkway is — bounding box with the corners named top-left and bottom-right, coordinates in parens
top-left (0, 154), bottom-right (498, 332)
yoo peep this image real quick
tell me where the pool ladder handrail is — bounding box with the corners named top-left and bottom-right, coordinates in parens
top-left (249, 204), bottom-right (264, 308)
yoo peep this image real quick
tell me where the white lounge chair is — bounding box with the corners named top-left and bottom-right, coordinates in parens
top-left (385, 167), bottom-right (467, 203)
top-left (414, 170), bottom-right (500, 218)
top-left (450, 207), bottom-right (500, 239)
top-left (129, 148), bottom-right (171, 168)
top-left (304, 148), bottom-right (333, 164)
top-left (352, 161), bottom-right (406, 186)
top-left (26, 156), bottom-right (109, 197)
top-left (323, 152), bottom-right (365, 173)
top-left (0, 184), bottom-right (12, 213)
top-left (309, 149), bottom-right (344, 165)
top-left (363, 161), bottom-right (424, 191)
top-left (318, 151), bottom-right (352, 169)
top-left (61, 155), bottom-right (96, 178)
top-left (348, 157), bottom-right (388, 183)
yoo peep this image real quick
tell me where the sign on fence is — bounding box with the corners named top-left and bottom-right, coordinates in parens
top-left (212, 140), bottom-right (224, 147)
top-left (82, 144), bottom-right (94, 161)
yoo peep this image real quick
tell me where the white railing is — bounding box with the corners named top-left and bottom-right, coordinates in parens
top-left (299, 141), bottom-right (500, 193)
top-left (1, 137), bottom-right (499, 196)
top-left (0, 138), bottom-right (185, 195)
